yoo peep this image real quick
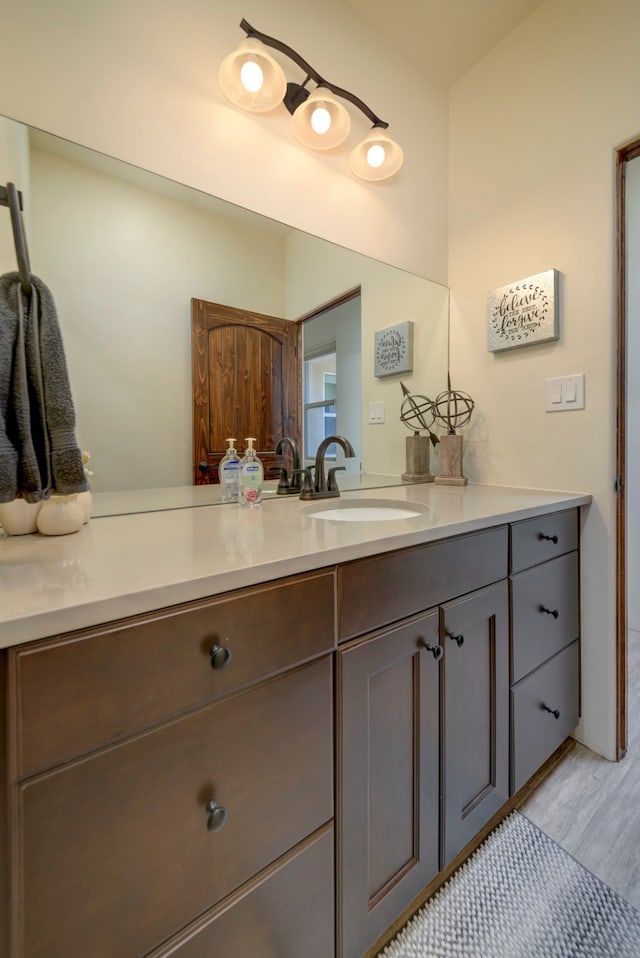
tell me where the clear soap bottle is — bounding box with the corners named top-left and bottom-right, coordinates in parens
top-left (238, 437), bottom-right (264, 507)
top-left (219, 438), bottom-right (240, 502)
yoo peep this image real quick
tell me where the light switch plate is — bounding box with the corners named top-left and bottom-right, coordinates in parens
top-left (368, 401), bottom-right (385, 424)
top-left (545, 374), bottom-right (585, 412)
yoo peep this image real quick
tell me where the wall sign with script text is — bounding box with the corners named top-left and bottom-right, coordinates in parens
top-left (488, 269), bottom-right (559, 352)
top-left (374, 321), bottom-right (414, 377)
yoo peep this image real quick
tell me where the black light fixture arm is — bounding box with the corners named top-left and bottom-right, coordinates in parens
top-left (239, 19), bottom-right (389, 130)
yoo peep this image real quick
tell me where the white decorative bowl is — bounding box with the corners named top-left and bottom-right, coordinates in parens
top-left (37, 495), bottom-right (84, 536)
top-left (0, 498), bottom-right (42, 535)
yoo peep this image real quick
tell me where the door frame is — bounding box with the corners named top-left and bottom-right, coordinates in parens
top-left (615, 136), bottom-right (640, 759)
top-left (297, 286), bottom-right (361, 466)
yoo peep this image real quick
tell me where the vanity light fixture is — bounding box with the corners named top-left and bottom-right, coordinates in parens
top-left (219, 19), bottom-right (404, 182)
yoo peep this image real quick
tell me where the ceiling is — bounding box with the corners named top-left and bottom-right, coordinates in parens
top-left (346, 0), bottom-right (547, 88)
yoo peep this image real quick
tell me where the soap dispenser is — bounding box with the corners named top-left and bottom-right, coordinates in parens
top-left (219, 438), bottom-right (241, 502)
top-left (238, 437), bottom-right (264, 507)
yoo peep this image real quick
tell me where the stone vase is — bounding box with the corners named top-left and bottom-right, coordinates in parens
top-left (435, 433), bottom-right (468, 486)
top-left (402, 434), bottom-right (434, 482)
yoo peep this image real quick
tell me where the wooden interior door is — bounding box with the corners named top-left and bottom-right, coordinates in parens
top-left (192, 299), bottom-right (301, 485)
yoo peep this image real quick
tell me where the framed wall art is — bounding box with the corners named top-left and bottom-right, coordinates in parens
top-left (488, 268), bottom-right (559, 352)
top-left (374, 321), bottom-right (414, 377)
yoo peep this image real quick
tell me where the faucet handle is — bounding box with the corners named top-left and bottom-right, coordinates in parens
top-left (274, 466), bottom-right (291, 495)
top-left (294, 468), bottom-right (315, 500)
top-left (327, 466), bottom-right (345, 493)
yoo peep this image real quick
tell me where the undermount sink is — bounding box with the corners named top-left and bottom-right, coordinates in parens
top-left (303, 498), bottom-right (429, 523)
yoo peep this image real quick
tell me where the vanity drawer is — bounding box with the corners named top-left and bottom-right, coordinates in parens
top-left (510, 508), bottom-right (578, 574)
top-left (511, 551), bottom-right (579, 683)
top-left (11, 568), bottom-right (336, 777)
top-left (155, 827), bottom-right (334, 958)
top-left (16, 656), bottom-right (333, 958)
top-left (510, 639), bottom-right (580, 794)
top-left (338, 526), bottom-right (508, 641)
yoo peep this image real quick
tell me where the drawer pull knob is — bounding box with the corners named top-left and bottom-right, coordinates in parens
top-left (542, 704), bottom-right (561, 720)
top-left (206, 799), bottom-right (229, 832)
top-left (539, 533), bottom-right (559, 544)
top-left (210, 644), bottom-right (232, 670)
top-left (540, 606), bottom-right (560, 619)
top-left (447, 632), bottom-right (465, 648)
top-left (421, 641), bottom-right (443, 661)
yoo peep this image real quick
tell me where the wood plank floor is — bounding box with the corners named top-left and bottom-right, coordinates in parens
top-left (518, 629), bottom-right (640, 909)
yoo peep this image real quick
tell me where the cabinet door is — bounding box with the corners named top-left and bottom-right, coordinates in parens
top-left (15, 658), bottom-right (333, 958)
top-left (338, 610), bottom-right (440, 958)
top-left (154, 827), bottom-right (334, 958)
top-left (12, 569), bottom-right (335, 777)
top-left (511, 551), bottom-right (579, 683)
top-left (440, 581), bottom-right (509, 868)
top-left (511, 640), bottom-right (580, 794)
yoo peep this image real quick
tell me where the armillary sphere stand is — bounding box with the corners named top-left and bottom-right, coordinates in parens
top-left (399, 382), bottom-right (439, 482)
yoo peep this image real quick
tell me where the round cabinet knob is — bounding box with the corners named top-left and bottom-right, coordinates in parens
top-left (210, 644), bottom-right (232, 670)
top-left (447, 631), bottom-right (465, 648)
top-left (539, 532), bottom-right (559, 544)
top-left (542, 704), bottom-right (561, 720)
top-left (206, 799), bottom-right (229, 832)
top-left (420, 640), bottom-right (443, 661)
top-left (540, 606), bottom-right (560, 619)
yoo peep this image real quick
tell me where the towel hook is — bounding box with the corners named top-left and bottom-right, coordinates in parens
top-left (0, 182), bottom-right (32, 298)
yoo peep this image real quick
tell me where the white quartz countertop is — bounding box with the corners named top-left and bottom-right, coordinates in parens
top-left (0, 483), bottom-right (591, 649)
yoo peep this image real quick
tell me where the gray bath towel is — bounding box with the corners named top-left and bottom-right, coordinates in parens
top-left (0, 272), bottom-right (88, 503)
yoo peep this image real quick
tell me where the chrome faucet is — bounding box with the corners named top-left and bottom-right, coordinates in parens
top-left (299, 435), bottom-right (356, 500)
top-left (275, 436), bottom-right (302, 495)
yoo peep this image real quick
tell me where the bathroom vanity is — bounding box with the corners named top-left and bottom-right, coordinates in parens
top-left (0, 483), bottom-right (589, 958)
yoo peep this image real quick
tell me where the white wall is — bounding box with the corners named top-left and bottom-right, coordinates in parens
top-left (0, 0), bottom-right (449, 284)
top-left (0, 119), bottom-right (31, 271)
top-left (627, 157), bottom-right (640, 631)
top-left (449, 0), bottom-right (640, 759)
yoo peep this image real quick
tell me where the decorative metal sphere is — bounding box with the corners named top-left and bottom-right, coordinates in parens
top-left (400, 393), bottom-right (436, 434)
top-left (432, 382), bottom-right (475, 433)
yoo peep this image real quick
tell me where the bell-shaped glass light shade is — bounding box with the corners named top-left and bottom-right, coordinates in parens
top-left (219, 38), bottom-right (287, 113)
top-left (291, 88), bottom-right (351, 150)
top-left (350, 128), bottom-right (404, 181)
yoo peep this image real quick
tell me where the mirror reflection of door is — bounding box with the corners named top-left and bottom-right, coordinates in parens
top-left (191, 299), bottom-right (300, 484)
top-left (301, 290), bottom-right (362, 477)
top-left (304, 347), bottom-right (337, 459)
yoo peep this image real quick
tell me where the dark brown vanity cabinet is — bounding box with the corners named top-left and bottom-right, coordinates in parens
top-left (337, 529), bottom-right (509, 958)
top-left (0, 509), bottom-right (582, 958)
top-left (4, 570), bottom-right (336, 958)
top-left (509, 509), bottom-right (581, 793)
